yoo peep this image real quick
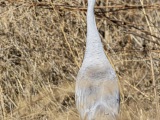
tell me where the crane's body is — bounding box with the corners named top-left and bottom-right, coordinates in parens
top-left (75, 0), bottom-right (120, 120)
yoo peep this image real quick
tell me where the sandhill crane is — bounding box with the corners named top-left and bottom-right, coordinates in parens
top-left (75, 0), bottom-right (120, 120)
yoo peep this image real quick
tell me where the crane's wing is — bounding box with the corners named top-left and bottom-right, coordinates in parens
top-left (75, 67), bottom-right (120, 120)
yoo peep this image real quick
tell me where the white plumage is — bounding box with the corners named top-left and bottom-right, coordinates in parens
top-left (75, 0), bottom-right (120, 120)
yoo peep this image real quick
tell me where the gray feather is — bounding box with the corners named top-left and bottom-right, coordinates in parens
top-left (75, 0), bottom-right (120, 120)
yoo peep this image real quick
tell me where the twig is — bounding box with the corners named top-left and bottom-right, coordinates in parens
top-left (124, 80), bottom-right (151, 101)
top-left (150, 52), bottom-right (159, 120)
top-left (12, 2), bottom-right (160, 12)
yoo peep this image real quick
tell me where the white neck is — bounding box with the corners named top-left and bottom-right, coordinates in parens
top-left (83, 0), bottom-right (106, 61)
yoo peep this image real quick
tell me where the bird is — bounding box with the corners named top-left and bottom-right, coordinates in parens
top-left (75, 0), bottom-right (120, 120)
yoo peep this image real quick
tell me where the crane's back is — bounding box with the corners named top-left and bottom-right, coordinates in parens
top-left (75, 0), bottom-right (120, 119)
top-left (76, 61), bottom-right (119, 120)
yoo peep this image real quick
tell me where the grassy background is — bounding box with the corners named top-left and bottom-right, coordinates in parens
top-left (0, 0), bottom-right (160, 120)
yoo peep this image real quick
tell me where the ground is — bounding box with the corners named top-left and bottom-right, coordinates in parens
top-left (0, 0), bottom-right (160, 120)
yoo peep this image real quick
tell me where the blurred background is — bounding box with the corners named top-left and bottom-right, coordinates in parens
top-left (0, 0), bottom-right (160, 120)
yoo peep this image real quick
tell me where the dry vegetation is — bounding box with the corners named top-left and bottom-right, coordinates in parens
top-left (0, 0), bottom-right (160, 120)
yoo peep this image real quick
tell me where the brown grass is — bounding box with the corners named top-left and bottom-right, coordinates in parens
top-left (0, 0), bottom-right (160, 120)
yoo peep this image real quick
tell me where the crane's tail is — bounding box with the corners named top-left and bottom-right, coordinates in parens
top-left (85, 105), bottom-right (119, 120)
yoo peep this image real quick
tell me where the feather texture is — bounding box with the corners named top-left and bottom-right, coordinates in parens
top-left (75, 0), bottom-right (120, 119)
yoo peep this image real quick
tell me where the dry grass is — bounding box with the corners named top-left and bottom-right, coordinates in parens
top-left (0, 0), bottom-right (160, 120)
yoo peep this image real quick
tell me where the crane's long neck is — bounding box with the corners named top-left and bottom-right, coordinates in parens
top-left (84, 0), bottom-right (105, 60)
